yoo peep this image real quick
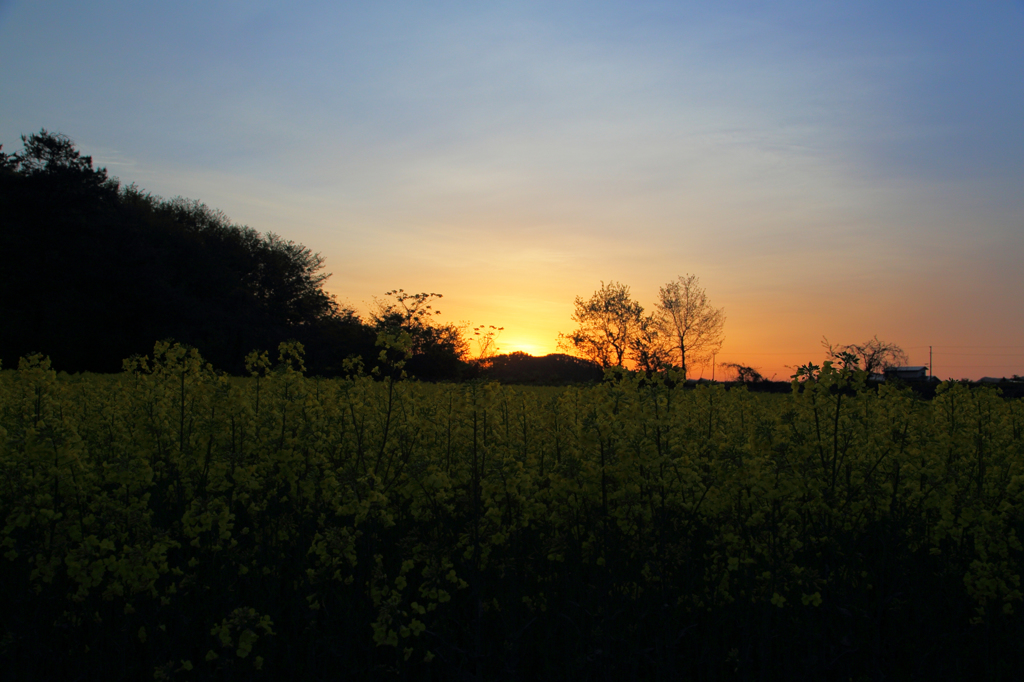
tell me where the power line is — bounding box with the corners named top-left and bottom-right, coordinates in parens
top-left (931, 353), bottom-right (1024, 357)
top-left (906, 345), bottom-right (1024, 350)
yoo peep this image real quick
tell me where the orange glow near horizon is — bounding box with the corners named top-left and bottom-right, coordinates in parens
top-left (3, 2), bottom-right (1021, 384)
top-left (492, 338), bottom-right (556, 358)
top-left (332, 284), bottom-right (1023, 382)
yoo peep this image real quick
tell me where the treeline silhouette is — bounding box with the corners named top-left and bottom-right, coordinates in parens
top-left (1, 130), bottom-right (605, 383)
top-left (1, 130), bottom-right (376, 374)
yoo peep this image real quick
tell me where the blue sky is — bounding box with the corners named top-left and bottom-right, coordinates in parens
top-left (2, 1), bottom-right (1022, 378)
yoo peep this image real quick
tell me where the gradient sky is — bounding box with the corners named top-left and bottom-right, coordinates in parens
top-left (2, 1), bottom-right (1022, 379)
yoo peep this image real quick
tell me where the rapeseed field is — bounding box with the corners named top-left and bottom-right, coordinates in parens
top-left (2, 342), bottom-right (1022, 680)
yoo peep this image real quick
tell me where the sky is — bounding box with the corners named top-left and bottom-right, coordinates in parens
top-left (2, 0), bottom-right (1022, 380)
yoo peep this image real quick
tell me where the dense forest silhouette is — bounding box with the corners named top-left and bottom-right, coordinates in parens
top-left (1, 130), bottom-right (602, 383)
top-left (1, 130), bottom-right (373, 375)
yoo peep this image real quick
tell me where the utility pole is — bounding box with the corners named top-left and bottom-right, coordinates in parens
top-left (712, 353), bottom-right (716, 381)
top-left (929, 345), bottom-right (933, 379)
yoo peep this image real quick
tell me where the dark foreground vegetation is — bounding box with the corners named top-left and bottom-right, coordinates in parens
top-left (2, 345), bottom-right (1023, 681)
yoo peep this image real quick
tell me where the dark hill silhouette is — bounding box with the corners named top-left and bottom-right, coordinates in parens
top-left (477, 352), bottom-right (603, 384)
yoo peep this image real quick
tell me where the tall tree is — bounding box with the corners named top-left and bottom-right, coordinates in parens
top-left (558, 281), bottom-right (644, 368)
top-left (655, 274), bottom-right (725, 380)
top-left (11, 129), bottom-right (111, 188)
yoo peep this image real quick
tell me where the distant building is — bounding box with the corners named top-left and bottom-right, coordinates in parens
top-left (884, 366), bottom-right (929, 381)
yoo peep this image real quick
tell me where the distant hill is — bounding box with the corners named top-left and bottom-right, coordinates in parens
top-left (477, 352), bottom-right (603, 384)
